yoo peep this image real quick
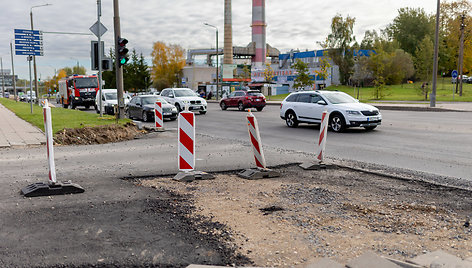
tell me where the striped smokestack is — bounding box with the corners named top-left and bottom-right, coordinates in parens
top-left (224, 0), bottom-right (233, 64)
top-left (251, 0), bottom-right (266, 68)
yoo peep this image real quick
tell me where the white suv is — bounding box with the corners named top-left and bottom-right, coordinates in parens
top-left (160, 88), bottom-right (207, 114)
top-left (280, 90), bottom-right (382, 132)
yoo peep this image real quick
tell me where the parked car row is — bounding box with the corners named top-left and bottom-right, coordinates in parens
top-left (451, 75), bottom-right (472, 84)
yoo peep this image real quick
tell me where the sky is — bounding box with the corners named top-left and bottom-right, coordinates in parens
top-left (0, 0), bottom-right (437, 80)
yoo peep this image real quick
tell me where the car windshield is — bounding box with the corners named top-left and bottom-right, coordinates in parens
top-left (248, 92), bottom-right (264, 97)
top-left (174, 90), bottom-right (197, 97)
top-left (74, 77), bottom-right (98, 88)
top-left (322, 92), bottom-right (357, 104)
top-left (141, 96), bottom-right (168, 105)
top-left (104, 93), bottom-right (117, 100)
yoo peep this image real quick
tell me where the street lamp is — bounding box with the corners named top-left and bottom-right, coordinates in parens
top-left (31, 3), bottom-right (52, 105)
top-left (204, 22), bottom-right (219, 100)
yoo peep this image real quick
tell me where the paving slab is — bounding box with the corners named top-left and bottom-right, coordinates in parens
top-left (347, 251), bottom-right (401, 268)
top-left (408, 250), bottom-right (469, 267)
top-left (301, 257), bottom-right (345, 268)
top-left (0, 103), bottom-right (45, 147)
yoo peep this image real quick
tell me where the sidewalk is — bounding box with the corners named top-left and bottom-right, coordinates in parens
top-left (0, 103), bottom-right (45, 148)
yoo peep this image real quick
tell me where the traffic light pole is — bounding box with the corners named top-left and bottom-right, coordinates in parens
top-left (113, 0), bottom-right (125, 119)
top-left (97, 0), bottom-right (103, 117)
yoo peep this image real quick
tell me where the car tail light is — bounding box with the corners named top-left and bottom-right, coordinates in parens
top-left (245, 96), bottom-right (249, 100)
top-left (280, 103), bottom-right (283, 109)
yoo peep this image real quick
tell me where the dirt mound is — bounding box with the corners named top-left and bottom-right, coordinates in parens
top-left (54, 122), bottom-right (146, 145)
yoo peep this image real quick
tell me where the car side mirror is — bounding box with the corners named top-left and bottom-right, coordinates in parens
top-left (317, 100), bottom-right (327, 105)
top-left (355, 99), bottom-right (360, 103)
top-left (168, 94), bottom-right (174, 98)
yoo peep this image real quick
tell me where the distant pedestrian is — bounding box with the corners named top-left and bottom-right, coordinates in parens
top-left (207, 91), bottom-right (213, 100)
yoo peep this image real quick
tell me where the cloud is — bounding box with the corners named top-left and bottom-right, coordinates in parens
top-left (0, 0), bottom-right (436, 79)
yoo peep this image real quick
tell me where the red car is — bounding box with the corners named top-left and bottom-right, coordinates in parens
top-left (219, 90), bottom-right (266, 111)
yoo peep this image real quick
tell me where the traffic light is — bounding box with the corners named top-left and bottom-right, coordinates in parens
top-left (117, 37), bottom-right (129, 67)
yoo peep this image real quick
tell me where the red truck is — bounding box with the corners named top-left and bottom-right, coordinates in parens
top-left (58, 75), bottom-right (99, 110)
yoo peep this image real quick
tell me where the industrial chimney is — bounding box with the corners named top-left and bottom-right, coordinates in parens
top-left (251, 0), bottom-right (266, 68)
top-left (224, 0), bottom-right (233, 64)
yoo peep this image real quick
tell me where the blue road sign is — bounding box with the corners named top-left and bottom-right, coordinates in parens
top-left (15, 50), bottom-right (43, 56)
top-left (15, 39), bottom-right (43, 46)
top-left (452, 70), bottom-right (458, 79)
top-left (15, 34), bottom-right (42, 41)
top-left (15, 45), bottom-right (43, 51)
top-left (14, 29), bottom-right (42, 35)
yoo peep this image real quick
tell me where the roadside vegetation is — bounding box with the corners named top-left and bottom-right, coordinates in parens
top-left (0, 98), bottom-right (130, 134)
top-left (269, 78), bottom-right (472, 102)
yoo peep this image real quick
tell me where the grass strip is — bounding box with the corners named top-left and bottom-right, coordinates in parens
top-left (0, 98), bottom-right (131, 134)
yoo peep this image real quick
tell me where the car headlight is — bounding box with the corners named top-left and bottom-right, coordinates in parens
top-left (346, 110), bottom-right (361, 115)
top-left (75, 97), bottom-right (79, 100)
top-left (183, 100), bottom-right (189, 104)
top-left (201, 99), bottom-right (207, 105)
top-left (172, 107), bottom-right (177, 112)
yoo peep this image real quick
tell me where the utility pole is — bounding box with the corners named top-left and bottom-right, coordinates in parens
top-left (10, 42), bottom-right (17, 101)
top-left (430, 0), bottom-right (440, 107)
top-left (113, 0), bottom-right (125, 119)
top-left (458, 13), bottom-right (465, 97)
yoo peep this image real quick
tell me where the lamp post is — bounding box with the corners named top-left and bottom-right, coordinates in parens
top-left (31, 3), bottom-right (52, 105)
top-left (204, 23), bottom-right (219, 100)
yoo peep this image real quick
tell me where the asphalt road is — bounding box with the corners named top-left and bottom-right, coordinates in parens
top-left (140, 103), bottom-right (472, 180)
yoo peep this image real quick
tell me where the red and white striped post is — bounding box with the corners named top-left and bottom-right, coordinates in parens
top-left (246, 109), bottom-right (267, 169)
top-left (154, 100), bottom-right (163, 129)
top-left (42, 100), bottom-right (57, 184)
top-left (178, 109), bottom-right (195, 172)
top-left (316, 111), bottom-right (329, 163)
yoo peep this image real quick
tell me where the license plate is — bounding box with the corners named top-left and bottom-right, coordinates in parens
top-left (255, 99), bottom-right (261, 102)
top-left (367, 116), bottom-right (378, 121)
top-left (163, 112), bottom-right (171, 116)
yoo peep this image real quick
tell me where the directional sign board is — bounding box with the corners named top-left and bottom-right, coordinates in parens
top-left (14, 28), bottom-right (44, 56)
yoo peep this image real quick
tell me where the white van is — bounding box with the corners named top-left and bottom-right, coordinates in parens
top-left (95, 89), bottom-right (130, 115)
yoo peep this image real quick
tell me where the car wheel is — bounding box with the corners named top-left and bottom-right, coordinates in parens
top-left (238, 102), bottom-right (245, 111)
top-left (256, 107), bottom-right (263, 112)
top-left (220, 102), bottom-right (227, 110)
top-left (329, 113), bottom-right (346, 132)
top-left (175, 103), bottom-right (182, 112)
top-left (285, 111), bottom-right (299, 128)
top-left (364, 126), bottom-right (377, 131)
top-left (199, 111), bottom-right (207, 115)
top-left (142, 111), bottom-right (149, 122)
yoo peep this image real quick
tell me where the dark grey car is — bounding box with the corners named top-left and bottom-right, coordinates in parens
top-left (125, 95), bottom-right (178, 122)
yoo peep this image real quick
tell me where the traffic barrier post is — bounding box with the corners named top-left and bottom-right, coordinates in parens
top-left (20, 99), bottom-right (85, 197)
top-left (238, 109), bottom-right (280, 179)
top-left (173, 106), bottom-right (213, 182)
top-left (154, 100), bottom-right (164, 131)
top-left (300, 110), bottom-right (332, 170)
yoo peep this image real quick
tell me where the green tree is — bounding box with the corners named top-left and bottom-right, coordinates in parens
top-left (72, 65), bottom-right (86, 75)
top-left (292, 60), bottom-right (314, 90)
top-left (369, 51), bottom-right (388, 99)
top-left (386, 7), bottom-right (435, 58)
top-left (360, 30), bottom-right (379, 50)
top-left (415, 35), bottom-right (434, 100)
top-left (320, 14), bottom-right (356, 84)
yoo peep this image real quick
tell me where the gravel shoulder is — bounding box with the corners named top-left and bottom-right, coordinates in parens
top-left (142, 165), bottom-right (472, 267)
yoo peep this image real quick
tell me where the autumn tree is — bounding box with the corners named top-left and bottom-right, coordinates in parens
top-left (237, 65), bottom-right (251, 86)
top-left (293, 60), bottom-right (314, 90)
top-left (320, 14), bottom-right (356, 84)
top-left (263, 63), bottom-right (275, 83)
top-left (315, 52), bottom-right (332, 87)
top-left (151, 41), bottom-right (185, 90)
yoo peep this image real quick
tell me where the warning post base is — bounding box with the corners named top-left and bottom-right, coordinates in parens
top-left (299, 162), bottom-right (336, 170)
top-left (21, 181), bottom-right (85, 197)
top-left (238, 168), bottom-right (280, 180)
top-left (173, 171), bottom-right (215, 182)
